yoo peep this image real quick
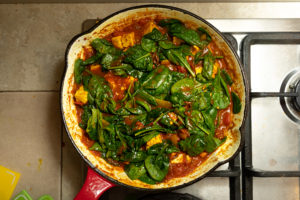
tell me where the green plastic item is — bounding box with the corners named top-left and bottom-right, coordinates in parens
top-left (12, 190), bottom-right (33, 200)
top-left (37, 195), bottom-right (54, 200)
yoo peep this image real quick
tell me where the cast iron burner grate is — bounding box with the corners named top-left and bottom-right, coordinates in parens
top-left (82, 20), bottom-right (300, 200)
top-left (242, 32), bottom-right (300, 200)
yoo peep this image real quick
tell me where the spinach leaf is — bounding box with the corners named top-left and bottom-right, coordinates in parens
top-left (108, 64), bottom-right (144, 79)
top-left (191, 92), bottom-right (211, 111)
top-left (79, 105), bottom-right (93, 129)
top-left (170, 49), bottom-right (195, 77)
top-left (158, 40), bottom-right (179, 49)
top-left (142, 66), bottom-right (173, 97)
top-left (159, 19), bottom-right (207, 49)
top-left (202, 107), bottom-right (217, 132)
top-left (125, 162), bottom-right (147, 180)
top-left (202, 52), bottom-right (215, 80)
top-left (74, 58), bottom-right (85, 84)
top-left (179, 134), bottom-right (206, 156)
top-left (212, 70), bottom-right (230, 109)
top-left (91, 38), bottom-right (121, 55)
top-left (138, 173), bottom-right (157, 185)
top-left (86, 108), bottom-right (99, 141)
top-left (141, 37), bottom-right (157, 53)
top-left (121, 150), bottom-right (147, 162)
top-left (136, 100), bottom-right (151, 112)
top-left (145, 154), bottom-right (169, 182)
top-left (82, 53), bottom-right (102, 65)
top-left (124, 45), bottom-right (153, 71)
top-left (136, 89), bottom-right (157, 106)
top-left (212, 91), bottom-right (230, 110)
top-left (171, 78), bottom-right (194, 94)
top-left (100, 53), bottom-right (119, 70)
top-left (231, 92), bottom-right (242, 114)
top-left (197, 27), bottom-right (212, 43)
top-left (89, 142), bottom-right (105, 152)
top-left (144, 28), bottom-right (167, 41)
top-left (158, 19), bottom-right (182, 27)
top-left (221, 69), bottom-right (233, 86)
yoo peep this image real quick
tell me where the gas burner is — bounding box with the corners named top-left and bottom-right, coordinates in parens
top-left (280, 67), bottom-right (300, 123)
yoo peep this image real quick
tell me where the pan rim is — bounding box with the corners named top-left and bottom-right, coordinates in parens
top-left (60, 4), bottom-right (249, 191)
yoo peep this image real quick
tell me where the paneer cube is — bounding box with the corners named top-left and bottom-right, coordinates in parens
top-left (161, 60), bottom-right (170, 66)
top-left (173, 36), bottom-right (184, 46)
top-left (122, 32), bottom-right (135, 48)
top-left (168, 112), bottom-right (178, 125)
top-left (80, 46), bottom-right (94, 61)
top-left (191, 45), bottom-right (200, 55)
top-left (74, 85), bottom-right (88, 104)
top-left (144, 21), bottom-right (159, 35)
top-left (146, 134), bottom-right (163, 149)
top-left (171, 153), bottom-right (192, 164)
top-left (195, 66), bottom-right (203, 74)
top-left (212, 61), bottom-right (219, 78)
top-left (90, 64), bottom-right (101, 72)
top-left (111, 36), bottom-right (123, 49)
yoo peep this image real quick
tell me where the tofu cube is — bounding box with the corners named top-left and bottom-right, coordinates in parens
top-left (171, 153), bottom-right (192, 164)
top-left (146, 134), bottom-right (163, 149)
top-left (90, 64), bottom-right (101, 72)
top-left (212, 61), bottom-right (219, 78)
top-left (144, 21), bottom-right (159, 35)
top-left (173, 36), bottom-right (183, 46)
top-left (122, 32), bottom-right (135, 48)
top-left (74, 85), bottom-right (88, 104)
top-left (191, 45), bottom-right (200, 55)
top-left (112, 36), bottom-right (123, 49)
top-left (195, 66), bottom-right (203, 74)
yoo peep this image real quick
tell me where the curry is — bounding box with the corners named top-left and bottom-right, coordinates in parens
top-left (72, 18), bottom-right (242, 185)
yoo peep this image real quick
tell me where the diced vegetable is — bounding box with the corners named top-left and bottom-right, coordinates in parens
top-left (72, 17), bottom-right (241, 185)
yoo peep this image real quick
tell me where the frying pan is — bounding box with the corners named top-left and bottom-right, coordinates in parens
top-left (61, 4), bottom-right (249, 199)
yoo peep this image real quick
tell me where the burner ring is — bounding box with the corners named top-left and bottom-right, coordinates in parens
top-left (280, 68), bottom-right (300, 124)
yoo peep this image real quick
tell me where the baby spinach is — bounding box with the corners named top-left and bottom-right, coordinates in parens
top-left (221, 69), bottom-right (233, 86)
top-left (170, 49), bottom-right (195, 77)
top-left (82, 53), bottom-right (102, 66)
top-left (202, 107), bottom-right (218, 132)
top-left (122, 150), bottom-right (147, 163)
top-left (74, 59), bottom-right (85, 84)
top-left (202, 52), bottom-right (215, 80)
top-left (158, 40), bottom-right (179, 49)
top-left (212, 70), bottom-right (230, 109)
top-left (108, 64), bottom-right (144, 79)
top-left (138, 173), bottom-right (157, 185)
top-left (197, 27), bottom-right (212, 43)
top-left (91, 38), bottom-right (121, 55)
top-left (124, 45), bottom-right (153, 71)
top-left (124, 162), bottom-right (147, 180)
top-left (145, 154), bottom-right (169, 182)
top-left (179, 134), bottom-right (206, 156)
top-left (141, 37), bottom-right (157, 53)
top-left (144, 28), bottom-right (167, 41)
top-left (159, 19), bottom-right (207, 49)
top-left (89, 142), bottom-right (105, 152)
top-left (79, 105), bottom-right (93, 129)
top-left (86, 108), bottom-right (100, 141)
top-left (231, 92), bottom-right (242, 114)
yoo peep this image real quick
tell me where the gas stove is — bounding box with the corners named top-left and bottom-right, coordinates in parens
top-left (82, 19), bottom-right (300, 200)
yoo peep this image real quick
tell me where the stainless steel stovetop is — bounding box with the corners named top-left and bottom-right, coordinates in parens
top-left (82, 19), bottom-right (300, 200)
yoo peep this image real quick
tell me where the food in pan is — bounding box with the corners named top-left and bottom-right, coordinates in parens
top-left (72, 18), bottom-right (242, 184)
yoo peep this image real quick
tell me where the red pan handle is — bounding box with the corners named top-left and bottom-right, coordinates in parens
top-left (74, 167), bottom-right (116, 200)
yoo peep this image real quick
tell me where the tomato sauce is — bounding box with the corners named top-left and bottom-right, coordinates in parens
top-left (104, 71), bottom-right (134, 101)
top-left (73, 16), bottom-right (238, 181)
top-left (165, 153), bottom-right (209, 181)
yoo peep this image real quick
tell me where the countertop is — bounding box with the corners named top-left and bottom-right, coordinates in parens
top-left (1, 2), bottom-right (300, 200)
